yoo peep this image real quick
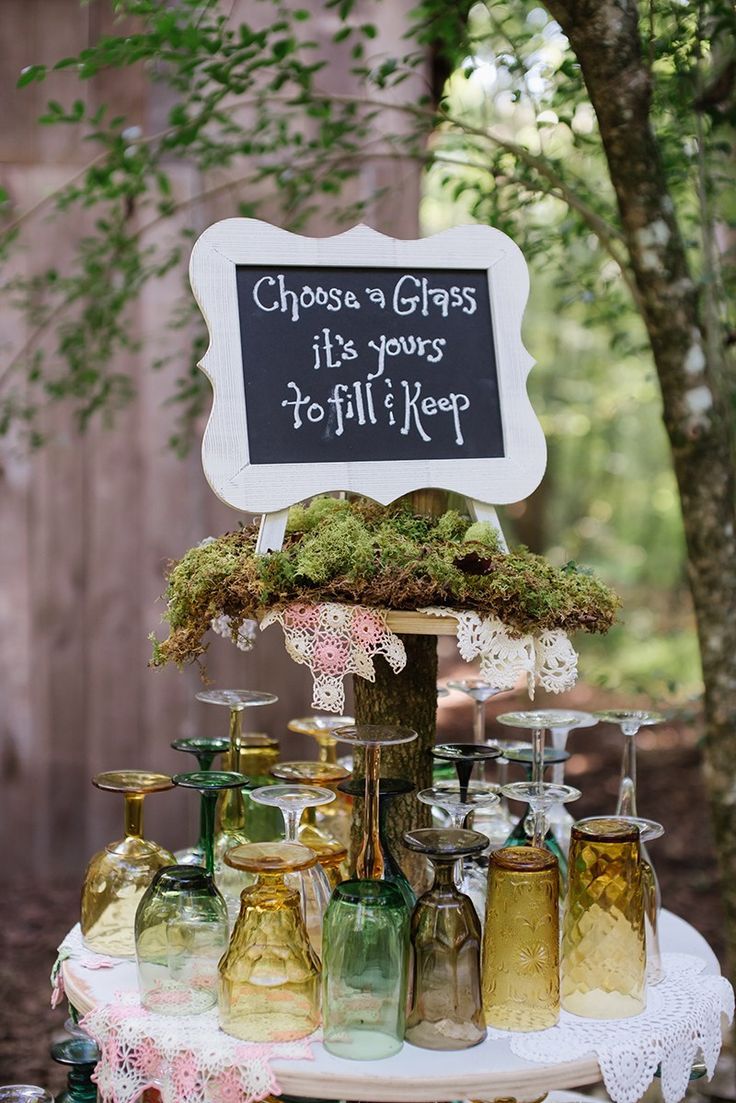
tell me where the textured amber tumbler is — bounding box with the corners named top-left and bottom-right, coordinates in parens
top-left (561, 818), bottom-right (646, 1019)
top-left (482, 846), bottom-right (559, 1031)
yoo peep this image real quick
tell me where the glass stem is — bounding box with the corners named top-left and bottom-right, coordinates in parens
top-left (473, 699), bottom-right (485, 743)
top-left (201, 790), bottom-right (218, 877)
top-left (450, 809), bottom-right (466, 883)
top-left (229, 707), bottom-right (243, 771)
top-left (531, 806), bottom-right (546, 849)
top-left (357, 744), bottom-right (384, 879)
top-left (497, 757), bottom-right (510, 814)
top-left (455, 758), bottom-right (473, 804)
top-left (531, 727), bottom-right (545, 789)
top-left (282, 808), bottom-right (301, 843)
top-left (433, 859), bottom-right (456, 893)
top-left (124, 793), bottom-right (143, 838)
top-left (196, 750), bottom-right (217, 773)
top-left (616, 731), bottom-right (639, 815)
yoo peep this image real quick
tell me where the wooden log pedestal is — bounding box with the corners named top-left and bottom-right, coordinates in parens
top-left (61, 910), bottom-right (721, 1103)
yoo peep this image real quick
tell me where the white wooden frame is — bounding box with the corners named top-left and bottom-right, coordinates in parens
top-left (189, 218), bottom-right (546, 522)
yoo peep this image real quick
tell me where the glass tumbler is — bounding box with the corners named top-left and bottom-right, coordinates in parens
top-left (135, 865), bottom-right (229, 1015)
top-left (561, 817), bottom-right (646, 1019)
top-left (483, 846), bottom-right (560, 1031)
top-left (322, 880), bottom-right (410, 1060)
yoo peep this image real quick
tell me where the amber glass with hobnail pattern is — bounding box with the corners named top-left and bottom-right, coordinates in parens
top-left (482, 846), bottom-right (559, 1031)
top-left (561, 818), bottom-right (646, 1019)
top-left (218, 842), bottom-right (321, 1042)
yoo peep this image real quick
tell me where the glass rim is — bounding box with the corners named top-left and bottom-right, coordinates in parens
top-left (170, 736), bottom-right (230, 753)
top-left (497, 710), bottom-right (585, 729)
top-left (271, 760), bottom-right (351, 783)
top-left (576, 814), bottom-right (664, 842)
top-left (195, 688), bottom-right (278, 708)
top-left (287, 714), bottom-right (355, 734)
top-left (491, 845), bottom-right (558, 872)
top-left (432, 741), bottom-right (502, 760)
top-left (403, 827), bottom-right (489, 858)
top-left (150, 864), bottom-right (213, 888)
top-left (333, 723), bottom-right (418, 746)
top-left (571, 816), bottom-right (641, 843)
top-left (92, 770), bottom-right (174, 794)
top-left (172, 770), bottom-right (251, 791)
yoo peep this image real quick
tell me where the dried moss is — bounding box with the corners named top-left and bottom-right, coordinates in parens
top-left (152, 497), bottom-right (620, 668)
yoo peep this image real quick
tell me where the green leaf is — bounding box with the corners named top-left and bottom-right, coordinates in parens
top-left (17, 64), bottom-right (47, 88)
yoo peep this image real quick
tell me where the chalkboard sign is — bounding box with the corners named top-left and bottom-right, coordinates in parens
top-left (189, 219), bottom-right (545, 520)
top-left (235, 265), bottom-right (504, 466)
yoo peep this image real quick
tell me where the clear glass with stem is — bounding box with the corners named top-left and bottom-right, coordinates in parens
top-left (584, 813), bottom-right (666, 984)
top-left (447, 679), bottom-right (505, 743)
top-left (81, 771), bottom-right (175, 957)
top-left (196, 689), bottom-right (278, 857)
top-left (287, 715), bottom-right (354, 765)
top-left (538, 711), bottom-right (598, 853)
top-left (501, 745), bottom-right (572, 884)
top-left (404, 828), bottom-right (488, 1050)
top-left (249, 784), bottom-right (335, 950)
top-left (271, 761), bottom-right (351, 857)
top-left (501, 780), bottom-right (581, 855)
top-left (417, 783), bottom-right (500, 920)
top-left (333, 725), bottom-right (418, 880)
top-left (171, 735), bottom-right (230, 864)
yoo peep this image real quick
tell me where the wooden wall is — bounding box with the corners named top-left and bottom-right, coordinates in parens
top-left (0, 0), bottom-right (423, 877)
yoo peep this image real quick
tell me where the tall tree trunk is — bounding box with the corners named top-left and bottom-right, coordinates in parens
top-left (544, 0), bottom-right (736, 970)
top-left (351, 634), bottom-right (438, 886)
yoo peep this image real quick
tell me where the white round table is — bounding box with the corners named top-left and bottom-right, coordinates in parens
top-left (61, 910), bottom-right (721, 1103)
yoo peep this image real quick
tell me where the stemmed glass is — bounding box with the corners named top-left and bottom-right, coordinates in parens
top-left (287, 714), bottom-right (354, 765)
top-left (498, 710), bottom-right (584, 788)
top-left (249, 783), bottom-right (335, 949)
top-left (334, 724), bottom-right (418, 880)
top-left (172, 771), bottom-right (251, 877)
top-left (501, 745), bottom-right (571, 875)
top-left (595, 813), bottom-right (666, 984)
top-left (170, 738), bottom-right (230, 865)
top-left (431, 742), bottom-right (501, 802)
top-left (447, 679), bottom-right (505, 743)
top-left (338, 776), bottom-right (416, 907)
top-left (270, 761), bottom-right (350, 856)
top-left (81, 771), bottom-right (175, 957)
top-left (196, 689), bottom-right (278, 843)
top-left (594, 709), bottom-right (665, 817)
top-left (500, 779), bottom-right (581, 852)
top-left (540, 711), bottom-right (598, 853)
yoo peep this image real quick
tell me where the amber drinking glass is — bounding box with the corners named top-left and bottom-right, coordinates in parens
top-left (337, 777), bottom-right (416, 908)
top-left (135, 865), bottom-right (229, 1015)
top-left (322, 880), bottom-right (410, 1060)
top-left (404, 828), bottom-right (488, 1050)
top-left (483, 846), bottom-right (560, 1031)
top-left (334, 725), bottom-right (418, 880)
top-left (287, 715), bottom-right (355, 765)
top-left (561, 817), bottom-right (646, 1019)
top-left (219, 842), bottom-right (321, 1042)
top-left (81, 771), bottom-right (175, 957)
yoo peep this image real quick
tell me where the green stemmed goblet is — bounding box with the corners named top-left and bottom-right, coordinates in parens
top-left (172, 771), bottom-right (251, 877)
top-left (171, 736), bottom-right (230, 866)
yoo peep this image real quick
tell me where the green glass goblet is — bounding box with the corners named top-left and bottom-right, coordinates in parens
top-left (172, 771), bottom-right (251, 877)
top-left (50, 1037), bottom-right (99, 1103)
top-left (171, 737), bottom-right (230, 866)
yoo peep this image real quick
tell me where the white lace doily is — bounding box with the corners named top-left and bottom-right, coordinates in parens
top-left (423, 607), bottom-right (578, 695)
top-left (484, 953), bottom-right (733, 1103)
top-left (260, 602), bottom-right (406, 711)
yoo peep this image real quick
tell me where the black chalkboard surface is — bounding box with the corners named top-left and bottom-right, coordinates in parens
top-left (235, 265), bottom-right (504, 466)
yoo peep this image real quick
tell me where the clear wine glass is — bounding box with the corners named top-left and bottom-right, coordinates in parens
top-left (594, 709), bottom-right (665, 817)
top-left (538, 711), bottom-right (598, 853)
top-left (170, 737), bottom-right (230, 865)
top-left (431, 742), bottom-right (501, 802)
top-left (447, 679), bottom-right (506, 743)
top-left (501, 780), bottom-right (581, 851)
top-left (334, 724), bottom-right (418, 880)
top-left (497, 709), bottom-right (582, 789)
top-left (270, 761), bottom-right (351, 858)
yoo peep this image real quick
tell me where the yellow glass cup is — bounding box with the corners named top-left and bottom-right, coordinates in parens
top-left (561, 817), bottom-right (646, 1019)
top-left (482, 846), bottom-right (559, 1031)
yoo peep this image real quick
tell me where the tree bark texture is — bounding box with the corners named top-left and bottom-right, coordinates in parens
top-left (543, 0), bottom-right (736, 971)
top-left (351, 634), bottom-right (438, 887)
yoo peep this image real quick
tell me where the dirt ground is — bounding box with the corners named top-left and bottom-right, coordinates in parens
top-left (0, 692), bottom-right (730, 1095)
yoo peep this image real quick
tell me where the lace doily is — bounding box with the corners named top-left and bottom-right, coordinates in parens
top-left (423, 608), bottom-right (578, 695)
top-left (484, 953), bottom-right (733, 1103)
top-left (260, 602), bottom-right (406, 712)
top-left (54, 929), bottom-right (313, 1103)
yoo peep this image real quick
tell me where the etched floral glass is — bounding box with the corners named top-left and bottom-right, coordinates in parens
top-left (135, 865), bottom-right (229, 1015)
top-left (483, 846), bottom-right (560, 1031)
top-left (561, 817), bottom-right (646, 1019)
top-left (81, 771), bottom-right (175, 957)
top-left (322, 880), bottom-right (410, 1060)
top-left (219, 842), bottom-right (321, 1042)
top-left (404, 828), bottom-right (487, 1050)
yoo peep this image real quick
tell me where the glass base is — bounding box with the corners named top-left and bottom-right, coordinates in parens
top-left (323, 1029), bottom-right (403, 1060)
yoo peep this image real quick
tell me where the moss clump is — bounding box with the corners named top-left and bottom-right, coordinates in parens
top-left (152, 496), bottom-right (620, 668)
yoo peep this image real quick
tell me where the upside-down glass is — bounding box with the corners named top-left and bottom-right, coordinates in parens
top-left (172, 770), bottom-right (251, 876)
top-left (483, 846), bottom-right (560, 1031)
top-left (50, 1037), bottom-right (100, 1103)
top-left (219, 843), bottom-right (321, 1042)
top-left (543, 711), bottom-right (598, 853)
top-left (135, 865), bottom-right (229, 1015)
top-left (250, 784), bottom-right (334, 950)
top-left (81, 771), bottom-right (175, 957)
top-left (171, 736), bottom-right (230, 866)
top-left (561, 817), bottom-right (646, 1018)
top-left (404, 828), bottom-right (487, 1050)
top-left (338, 776), bottom-right (416, 908)
top-left (498, 709), bottom-right (582, 791)
top-left (287, 714), bottom-right (355, 765)
top-left (322, 880), bottom-right (410, 1059)
top-left (270, 762), bottom-right (350, 854)
top-left (447, 679), bottom-right (505, 743)
top-left (235, 734), bottom-right (283, 842)
top-left (334, 725), bottom-right (418, 880)
top-left (431, 742), bottom-right (501, 803)
top-left (501, 745), bottom-right (573, 883)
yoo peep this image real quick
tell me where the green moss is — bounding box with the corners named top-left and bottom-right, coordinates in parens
top-left (150, 498), bottom-right (620, 669)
